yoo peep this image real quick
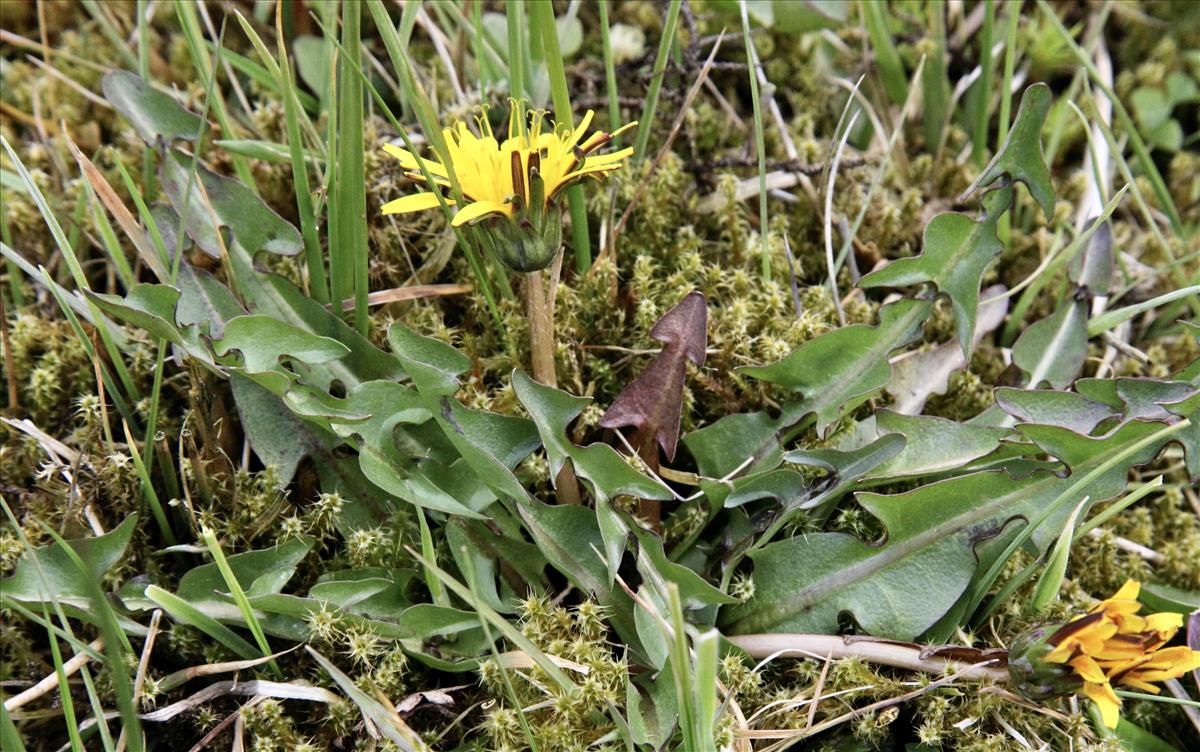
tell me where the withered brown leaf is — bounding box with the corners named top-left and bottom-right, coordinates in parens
top-left (600, 291), bottom-right (707, 462)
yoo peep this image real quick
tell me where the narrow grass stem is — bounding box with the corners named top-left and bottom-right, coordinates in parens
top-left (739, 0), bottom-right (771, 282)
top-left (365, 0), bottom-right (506, 324)
top-left (1037, 0), bottom-right (1185, 238)
top-left (971, 0), bottom-right (996, 168)
top-left (598, 1), bottom-right (621, 129)
top-left (332, 1), bottom-right (370, 333)
top-left (531, 0), bottom-right (592, 273)
top-left (633, 0), bottom-right (681, 162)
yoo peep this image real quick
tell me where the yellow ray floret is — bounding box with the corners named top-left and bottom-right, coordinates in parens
top-left (1043, 580), bottom-right (1200, 728)
top-left (381, 107), bottom-right (636, 227)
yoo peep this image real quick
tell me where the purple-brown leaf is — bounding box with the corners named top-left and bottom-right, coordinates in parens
top-left (600, 292), bottom-right (707, 462)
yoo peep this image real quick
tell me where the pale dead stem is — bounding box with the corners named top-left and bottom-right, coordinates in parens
top-left (334, 282), bottom-right (472, 311)
top-left (723, 634), bottom-right (1028, 747)
top-left (823, 107), bottom-right (860, 326)
top-left (729, 634), bottom-right (1010, 682)
top-left (157, 647), bottom-right (301, 693)
top-left (1085, 527), bottom-right (1164, 564)
top-left (0, 290), bottom-right (17, 409)
top-left (56, 680), bottom-right (343, 729)
top-left (116, 609), bottom-right (162, 752)
top-left (2, 638), bottom-right (105, 712)
top-left (806, 650), bottom-right (834, 731)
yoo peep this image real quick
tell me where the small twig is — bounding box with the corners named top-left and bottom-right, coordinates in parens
top-left (0, 289), bottom-right (19, 412)
top-left (701, 78), bottom-right (746, 130)
top-left (25, 55), bottom-right (113, 109)
top-left (185, 696), bottom-right (264, 752)
top-left (1101, 331), bottom-right (1151, 364)
top-left (693, 155), bottom-right (870, 174)
top-left (83, 505), bottom-right (106, 536)
top-left (612, 427), bottom-right (685, 503)
top-left (1183, 485), bottom-right (1200, 518)
top-left (750, 661), bottom-right (1003, 750)
top-left (694, 161), bottom-right (868, 213)
top-left (1, 417), bottom-right (79, 465)
top-left (414, 6), bottom-right (465, 102)
top-left (1165, 678), bottom-right (1200, 737)
top-left (782, 230), bottom-right (803, 320)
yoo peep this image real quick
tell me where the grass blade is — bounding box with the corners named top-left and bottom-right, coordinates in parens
top-left (922, 2), bottom-right (949, 151)
top-left (327, 1), bottom-right (370, 332)
top-left (862, 0), bottom-right (907, 105)
top-left (1037, 0), bottom-right (1184, 238)
top-left (144, 586), bottom-right (261, 661)
top-left (632, 0), bottom-right (681, 161)
top-left (0, 701), bottom-right (26, 752)
top-left (970, 0), bottom-right (996, 168)
top-left (174, 1), bottom-right (257, 192)
top-left (365, 0), bottom-right (505, 323)
top-left (43, 612), bottom-right (85, 752)
top-left (306, 646), bottom-right (433, 751)
top-left (530, 0), bottom-right (592, 272)
top-left (37, 525), bottom-right (142, 752)
top-left (233, 9), bottom-right (329, 303)
top-left (199, 528), bottom-right (278, 673)
top-left (506, 0), bottom-right (526, 101)
top-left (739, 0), bottom-right (771, 282)
top-left (1087, 286), bottom-right (1200, 337)
top-left (598, 1), bottom-right (621, 129)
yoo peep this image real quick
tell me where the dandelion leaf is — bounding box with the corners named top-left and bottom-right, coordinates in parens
top-left (859, 189), bottom-right (1010, 359)
top-left (0, 516), bottom-right (138, 611)
top-left (513, 369), bottom-right (671, 502)
top-left (159, 149), bottom-right (301, 258)
top-left (600, 291), bottom-right (707, 461)
top-left (102, 70), bottom-right (204, 144)
top-left (721, 419), bottom-right (1182, 639)
top-left (742, 298), bottom-right (931, 437)
top-left (995, 387), bottom-right (1120, 434)
top-left (1012, 291), bottom-right (1089, 389)
top-left (961, 82), bottom-right (1056, 219)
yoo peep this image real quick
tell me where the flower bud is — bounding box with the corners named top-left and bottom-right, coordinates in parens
top-left (489, 203), bottom-right (564, 272)
top-left (1007, 623), bottom-right (1083, 700)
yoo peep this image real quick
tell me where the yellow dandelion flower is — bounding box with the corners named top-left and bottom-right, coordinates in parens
top-left (1010, 579), bottom-right (1200, 729)
top-left (381, 106), bottom-right (636, 271)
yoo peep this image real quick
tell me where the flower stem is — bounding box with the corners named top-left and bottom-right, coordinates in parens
top-left (727, 634), bottom-right (1010, 682)
top-left (524, 255), bottom-right (582, 505)
top-left (524, 270), bottom-right (557, 388)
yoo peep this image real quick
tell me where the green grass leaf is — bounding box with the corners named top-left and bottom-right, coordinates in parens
top-left (862, 0), bottom-right (907, 105)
